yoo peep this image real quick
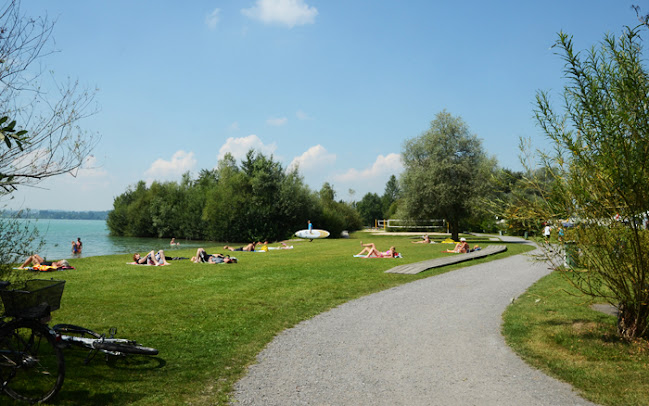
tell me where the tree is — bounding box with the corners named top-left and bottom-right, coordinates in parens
top-left (0, 1), bottom-right (98, 193)
top-left (381, 174), bottom-right (400, 218)
top-left (528, 26), bottom-right (649, 339)
top-left (357, 192), bottom-right (383, 226)
top-left (399, 110), bottom-right (496, 241)
top-left (0, 1), bottom-right (97, 278)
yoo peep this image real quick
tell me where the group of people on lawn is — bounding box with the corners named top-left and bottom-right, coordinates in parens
top-left (355, 236), bottom-right (479, 259)
top-left (130, 240), bottom-right (288, 266)
top-left (21, 233), bottom-right (478, 270)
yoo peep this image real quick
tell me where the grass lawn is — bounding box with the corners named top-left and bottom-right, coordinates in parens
top-left (503, 270), bottom-right (649, 406)
top-left (4, 233), bottom-right (531, 405)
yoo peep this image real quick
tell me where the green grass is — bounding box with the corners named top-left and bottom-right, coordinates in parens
top-left (503, 270), bottom-right (649, 406)
top-left (5, 233), bottom-right (531, 405)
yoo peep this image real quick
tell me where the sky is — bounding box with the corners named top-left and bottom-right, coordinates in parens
top-left (2, 0), bottom-right (643, 211)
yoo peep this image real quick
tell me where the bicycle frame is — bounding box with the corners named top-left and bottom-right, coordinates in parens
top-left (57, 334), bottom-right (136, 355)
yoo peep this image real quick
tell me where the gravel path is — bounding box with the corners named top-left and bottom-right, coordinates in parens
top-left (231, 244), bottom-right (598, 406)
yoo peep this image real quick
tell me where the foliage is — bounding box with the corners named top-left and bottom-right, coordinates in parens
top-left (108, 151), bottom-right (361, 241)
top-left (0, 0), bottom-right (98, 193)
top-left (381, 174), bottom-right (401, 217)
top-left (356, 192), bottom-right (383, 226)
top-left (491, 166), bottom-right (554, 236)
top-left (0, 212), bottom-right (40, 277)
top-left (314, 182), bottom-right (363, 237)
top-left (399, 110), bottom-right (498, 240)
top-left (525, 26), bottom-right (649, 339)
top-left (0, 1), bottom-right (97, 281)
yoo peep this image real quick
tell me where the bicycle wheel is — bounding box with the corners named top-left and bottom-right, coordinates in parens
top-left (0, 319), bottom-right (65, 403)
top-left (94, 341), bottom-right (159, 356)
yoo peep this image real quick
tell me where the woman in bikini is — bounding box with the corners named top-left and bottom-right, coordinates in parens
top-left (20, 254), bottom-right (70, 269)
top-left (356, 242), bottom-right (397, 258)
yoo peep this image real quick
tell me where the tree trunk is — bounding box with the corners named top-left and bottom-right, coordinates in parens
top-left (617, 303), bottom-right (649, 339)
top-left (449, 219), bottom-right (460, 242)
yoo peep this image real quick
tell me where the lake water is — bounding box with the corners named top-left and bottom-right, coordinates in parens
top-left (24, 219), bottom-right (209, 260)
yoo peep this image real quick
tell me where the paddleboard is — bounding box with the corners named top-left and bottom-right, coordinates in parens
top-left (295, 229), bottom-right (330, 239)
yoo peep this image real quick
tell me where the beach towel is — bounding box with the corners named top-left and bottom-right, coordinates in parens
top-left (14, 265), bottom-right (75, 272)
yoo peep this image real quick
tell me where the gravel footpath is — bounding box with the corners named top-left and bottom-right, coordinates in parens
top-left (231, 243), bottom-right (598, 406)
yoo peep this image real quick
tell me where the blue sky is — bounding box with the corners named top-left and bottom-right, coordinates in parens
top-left (4, 0), bottom-right (641, 211)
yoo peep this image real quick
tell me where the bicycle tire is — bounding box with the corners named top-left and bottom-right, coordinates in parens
top-left (0, 319), bottom-right (65, 403)
top-left (93, 341), bottom-right (158, 356)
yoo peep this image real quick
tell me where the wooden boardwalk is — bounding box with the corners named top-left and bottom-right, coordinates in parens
top-left (385, 245), bottom-right (508, 275)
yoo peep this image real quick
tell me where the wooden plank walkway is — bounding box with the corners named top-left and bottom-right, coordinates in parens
top-left (385, 245), bottom-right (508, 275)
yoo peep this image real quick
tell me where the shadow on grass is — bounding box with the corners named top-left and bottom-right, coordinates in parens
top-left (55, 389), bottom-right (147, 406)
top-left (106, 355), bottom-right (166, 370)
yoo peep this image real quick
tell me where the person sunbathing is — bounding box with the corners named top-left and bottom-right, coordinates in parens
top-left (191, 248), bottom-right (236, 263)
top-left (412, 235), bottom-right (431, 244)
top-left (356, 242), bottom-right (398, 258)
top-left (223, 242), bottom-right (257, 252)
top-left (132, 250), bottom-right (170, 266)
top-left (442, 238), bottom-right (470, 253)
top-left (20, 254), bottom-right (70, 269)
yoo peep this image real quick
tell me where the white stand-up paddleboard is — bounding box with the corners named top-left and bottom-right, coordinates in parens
top-left (295, 229), bottom-right (330, 239)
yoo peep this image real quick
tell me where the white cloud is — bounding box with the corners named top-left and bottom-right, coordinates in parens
top-left (289, 145), bottom-right (336, 172)
top-left (228, 121), bottom-right (240, 131)
top-left (144, 150), bottom-right (197, 183)
top-left (241, 0), bottom-right (318, 28)
top-left (71, 155), bottom-right (107, 178)
top-left (1, 154), bottom-right (114, 211)
top-left (296, 110), bottom-right (311, 120)
top-left (267, 116), bottom-right (288, 126)
top-left (331, 153), bottom-right (404, 201)
top-left (334, 153), bottom-right (403, 182)
top-left (217, 134), bottom-right (277, 161)
top-left (11, 148), bottom-right (57, 174)
top-left (205, 8), bottom-right (220, 29)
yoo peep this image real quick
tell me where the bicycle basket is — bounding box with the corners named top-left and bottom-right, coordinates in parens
top-left (0, 279), bottom-right (65, 317)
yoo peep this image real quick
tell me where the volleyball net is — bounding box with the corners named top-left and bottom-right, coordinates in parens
top-left (376, 219), bottom-right (446, 231)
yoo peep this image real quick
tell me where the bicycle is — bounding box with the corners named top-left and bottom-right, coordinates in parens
top-left (0, 279), bottom-right (66, 404)
top-left (0, 279), bottom-right (159, 404)
top-left (52, 324), bottom-right (158, 364)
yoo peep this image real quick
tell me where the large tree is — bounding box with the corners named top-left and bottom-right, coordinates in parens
top-left (529, 26), bottom-right (649, 339)
top-left (399, 110), bottom-right (496, 241)
top-left (0, 1), bottom-right (97, 277)
top-left (0, 1), bottom-right (97, 192)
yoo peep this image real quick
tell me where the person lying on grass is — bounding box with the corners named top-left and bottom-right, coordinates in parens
top-left (223, 242), bottom-right (258, 252)
top-left (442, 238), bottom-right (470, 253)
top-left (356, 242), bottom-right (398, 258)
top-left (20, 254), bottom-right (70, 269)
top-left (411, 234), bottom-right (432, 244)
top-left (191, 248), bottom-right (237, 264)
top-left (132, 250), bottom-right (170, 266)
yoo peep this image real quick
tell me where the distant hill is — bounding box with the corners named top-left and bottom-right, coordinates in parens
top-left (1, 210), bottom-right (109, 220)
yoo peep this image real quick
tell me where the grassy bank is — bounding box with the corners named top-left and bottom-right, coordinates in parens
top-left (503, 270), bottom-right (649, 406)
top-left (6, 233), bottom-right (531, 405)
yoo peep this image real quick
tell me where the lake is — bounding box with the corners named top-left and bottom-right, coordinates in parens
top-left (23, 219), bottom-right (209, 260)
